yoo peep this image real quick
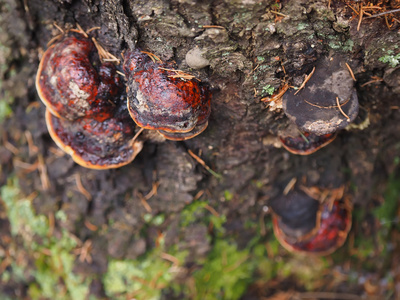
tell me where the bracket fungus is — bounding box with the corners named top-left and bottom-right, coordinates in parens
top-left (36, 32), bottom-right (121, 121)
top-left (283, 56), bottom-right (359, 136)
top-left (123, 50), bottom-right (211, 141)
top-left (270, 190), bottom-right (352, 255)
top-left (45, 108), bottom-right (143, 169)
top-left (37, 29), bottom-right (143, 169)
top-left (278, 123), bottom-right (337, 155)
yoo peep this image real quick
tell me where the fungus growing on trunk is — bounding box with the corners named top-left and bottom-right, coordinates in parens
top-left (279, 131), bottom-right (337, 155)
top-left (283, 56), bottom-right (359, 136)
top-left (123, 50), bottom-right (211, 141)
top-left (45, 107), bottom-right (143, 169)
top-left (36, 32), bottom-right (121, 121)
top-left (270, 190), bottom-right (352, 255)
top-left (37, 29), bottom-right (143, 169)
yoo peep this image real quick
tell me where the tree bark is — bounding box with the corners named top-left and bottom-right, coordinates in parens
top-left (1, 0), bottom-right (399, 298)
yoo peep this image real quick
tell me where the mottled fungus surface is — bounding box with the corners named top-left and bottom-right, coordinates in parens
top-left (123, 50), bottom-right (211, 141)
top-left (36, 32), bottom-right (121, 121)
top-left (283, 56), bottom-right (359, 135)
top-left (45, 108), bottom-right (143, 169)
top-left (37, 30), bottom-right (143, 169)
top-left (270, 190), bottom-right (352, 255)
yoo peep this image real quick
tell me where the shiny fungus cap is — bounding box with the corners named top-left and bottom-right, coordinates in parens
top-left (123, 50), bottom-right (211, 140)
top-left (45, 109), bottom-right (143, 169)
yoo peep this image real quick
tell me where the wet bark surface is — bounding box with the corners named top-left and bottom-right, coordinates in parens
top-left (0, 0), bottom-right (399, 299)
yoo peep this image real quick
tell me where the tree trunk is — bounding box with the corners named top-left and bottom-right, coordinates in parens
top-left (1, 0), bottom-right (399, 299)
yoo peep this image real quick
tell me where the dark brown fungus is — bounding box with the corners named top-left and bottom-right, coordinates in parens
top-left (279, 131), bottom-right (337, 155)
top-left (270, 190), bottom-right (352, 255)
top-left (283, 56), bottom-right (359, 135)
top-left (278, 122), bottom-right (337, 155)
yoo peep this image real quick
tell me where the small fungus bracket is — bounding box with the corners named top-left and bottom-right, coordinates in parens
top-left (269, 190), bottom-right (320, 241)
top-left (283, 56), bottom-right (359, 135)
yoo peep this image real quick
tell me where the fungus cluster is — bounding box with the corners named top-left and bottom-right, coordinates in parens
top-left (36, 30), bottom-right (211, 169)
top-left (280, 56), bottom-right (359, 155)
top-left (37, 32), bottom-right (143, 169)
top-left (269, 189), bottom-right (352, 255)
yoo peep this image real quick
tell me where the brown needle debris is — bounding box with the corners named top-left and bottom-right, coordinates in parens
top-left (261, 83), bottom-right (290, 104)
top-left (283, 177), bottom-right (297, 195)
top-left (138, 193), bottom-right (152, 213)
top-left (86, 26), bottom-right (101, 33)
top-left (357, 5), bottom-right (364, 31)
top-left (145, 182), bottom-right (159, 200)
top-left (188, 149), bottom-right (222, 179)
top-left (38, 154), bottom-right (50, 191)
top-left (116, 70), bottom-right (126, 77)
top-left (47, 213), bottom-right (55, 237)
top-left (24, 130), bottom-right (39, 157)
top-left (74, 23), bottom-right (88, 38)
top-left (53, 22), bottom-right (64, 34)
top-left (142, 51), bottom-right (162, 63)
top-left (92, 37), bottom-right (120, 63)
top-left (4, 140), bottom-right (19, 155)
top-left (160, 252), bottom-right (181, 266)
top-left (73, 240), bottom-right (93, 263)
top-left (13, 159), bottom-right (39, 174)
top-left (336, 97), bottom-right (351, 122)
top-left (345, 63), bottom-right (356, 81)
top-left (74, 173), bottom-right (92, 201)
top-left (294, 67), bottom-right (315, 95)
top-left (84, 220), bottom-right (98, 231)
top-left (361, 76), bottom-right (383, 87)
top-left (201, 25), bottom-right (225, 29)
top-left (204, 204), bottom-right (220, 217)
top-left (158, 67), bottom-right (196, 81)
top-left (46, 23), bottom-right (64, 47)
top-left (270, 10), bottom-right (288, 18)
top-left (346, 1), bottom-right (400, 31)
top-left (303, 98), bottom-right (350, 109)
top-left (131, 127), bottom-right (144, 143)
top-left (136, 182), bottom-right (159, 213)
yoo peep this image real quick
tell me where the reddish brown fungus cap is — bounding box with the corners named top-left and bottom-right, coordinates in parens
top-left (123, 50), bottom-right (211, 139)
top-left (45, 109), bottom-right (143, 169)
top-left (271, 191), bottom-right (352, 255)
top-left (36, 32), bottom-right (121, 121)
top-left (279, 131), bottom-right (337, 155)
top-left (283, 56), bottom-right (359, 135)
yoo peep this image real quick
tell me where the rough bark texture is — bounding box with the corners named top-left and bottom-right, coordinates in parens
top-left (0, 0), bottom-right (399, 299)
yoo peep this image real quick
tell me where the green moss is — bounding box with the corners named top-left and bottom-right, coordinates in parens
top-left (374, 167), bottom-right (400, 231)
top-left (224, 190), bottom-right (234, 201)
top-left (379, 52), bottom-right (400, 68)
top-left (297, 23), bottom-right (308, 30)
top-left (192, 240), bottom-right (253, 300)
top-left (104, 249), bottom-right (187, 300)
top-left (0, 98), bottom-right (12, 122)
top-left (261, 85), bottom-right (275, 96)
top-left (257, 56), bottom-right (265, 62)
top-left (180, 200), bottom-right (227, 239)
top-left (328, 38), bottom-right (354, 52)
top-left (1, 178), bottom-right (91, 300)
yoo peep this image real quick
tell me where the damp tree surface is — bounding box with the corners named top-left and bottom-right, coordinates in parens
top-left (0, 0), bottom-right (399, 299)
